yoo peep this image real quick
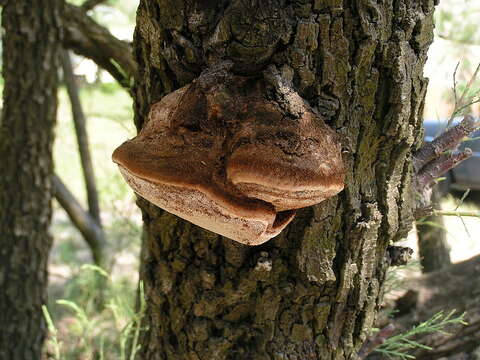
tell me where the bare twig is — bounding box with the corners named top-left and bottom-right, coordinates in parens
top-left (417, 208), bottom-right (480, 220)
top-left (415, 64), bottom-right (480, 276)
top-left (358, 324), bottom-right (397, 359)
top-left (457, 63), bottom-right (480, 109)
top-left (451, 61), bottom-right (460, 127)
top-left (453, 189), bottom-right (472, 237)
top-left (415, 149), bottom-right (472, 190)
top-left (61, 50), bottom-right (103, 228)
top-left (448, 63), bottom-right (480, 125)
top-left (416, 207), bottom-right (480, 221)
top-left (413, 115), bottom-right (479, 214)
top-left (53, 175), bottom-right (106, 267)
top-left (454, 97), bottom-right (480, 118)
top-left (437, 33), bottom-right (480, 47)
top-left (433, 210), bottom-right (480, 218)
top-left (413, 115), bottom-right (478, 173)
top-left (82, 0), bottom-right (108, 11)
top-left (455, 189), bottom-right (470, 211)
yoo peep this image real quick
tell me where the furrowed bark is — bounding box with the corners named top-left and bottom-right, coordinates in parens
top-left (132, 1), bottom-right (436, 358)
top-left (0, 0), bottom-right (63, 358)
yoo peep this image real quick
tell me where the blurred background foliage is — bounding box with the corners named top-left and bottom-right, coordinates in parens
top-left (424, 0), bottom-right (480, 119)
top-left (1, 0), bottom-right (480, 358)
top-left (47, 1), bottom-right (142, 358)
top-left (436, 0), bottom-right (480, 47)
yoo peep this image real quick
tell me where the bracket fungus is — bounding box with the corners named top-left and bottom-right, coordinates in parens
top-left (112, 65), bottom-right (345, 245)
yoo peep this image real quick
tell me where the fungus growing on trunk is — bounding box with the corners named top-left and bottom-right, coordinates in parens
top-left (112, 65), bottom-right (345, 245)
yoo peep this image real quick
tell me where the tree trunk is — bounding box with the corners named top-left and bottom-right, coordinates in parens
top-left (60, 50), bottom-right (107, 268)
top-left (61, 50), bottom-right (103, 229)
top-left (0, 0), bottom-right (62, 358)
top-left (417, 188), bottom-right (451, 273)
top-left (132, 1), bottom-right (436, 358)
top-left (52, 175), bottom-right (106, 267)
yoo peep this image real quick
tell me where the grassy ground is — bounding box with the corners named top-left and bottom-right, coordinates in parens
top-left (47, 83), bottom-right (143, 359)
top-left (44, 3), bottom-right (144, 358)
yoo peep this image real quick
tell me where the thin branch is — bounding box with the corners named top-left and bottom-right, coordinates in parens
top-left (53, 174), bottom-right (106, 267)
top-left (61, 49), bottom-right (103, 227)
top-left (433, 210), bottom-right (480, 218)
top-left (437, 33), bottom-right (480, 47)
top-left (358, 324), bottom-right (397, 359)
top-left (82, 0), bottom-right (108, 11)
top-left (413, 115), bottom-right (479, 212)
top-left (63, 3), bottom-right (136, 87)
top-left (413, 115), bottom-right (478, 173)
top-left (457, 63), bottom-right (480, 109)
top-left (450, 62), bottom-right (460, 128)
top-left (451, 98), bottom-right (480, 120)
top-left (448, 63), bottom-right (480, 125)
top-left (415, 149), bottom-right (472, 190)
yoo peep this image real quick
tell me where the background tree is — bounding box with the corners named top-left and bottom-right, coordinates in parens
top-left (417, 188), bottom-right (451, 273)
top-left (131, 1), bottom-right (437, 358)
top-left (0, 0), bottom-right (63, 358)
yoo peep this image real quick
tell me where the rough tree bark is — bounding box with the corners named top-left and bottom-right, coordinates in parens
top-left (132, 1), bottom-right (437, 358)
top-left (0, 0), bottom-right (63, 358)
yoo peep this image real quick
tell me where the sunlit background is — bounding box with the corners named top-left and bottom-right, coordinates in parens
top-left (1, 0), bottom-right (479, 357)
top-left (408, 0), bottom-right (480, 263)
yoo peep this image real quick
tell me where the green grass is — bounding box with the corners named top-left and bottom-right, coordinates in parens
top-left (49, 82), bottom-right (143, 359)
top-left (375, 310), bottom-right (467, 359)
top-left (44, 266), bottom-right (146, 360)
top-left (47, 4), bottom-right (141, 356)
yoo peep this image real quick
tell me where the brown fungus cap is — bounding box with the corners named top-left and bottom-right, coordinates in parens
top-left (112, 66), bottom-right (344, 245)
